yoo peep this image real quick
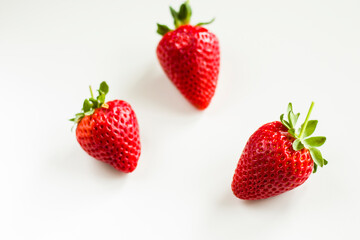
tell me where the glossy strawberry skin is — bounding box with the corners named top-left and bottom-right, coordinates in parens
top-left (156, 25), bottom-right (220, 110)
top-left (232, 121), bottom-right (313, 200)
top-left (76, 100), bottom-right (141, 173)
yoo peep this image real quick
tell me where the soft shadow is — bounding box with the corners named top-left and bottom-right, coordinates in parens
top-left (49, 145), bottom-right (128, 181)
top-left (219, 188), bottom-right (294, 209)
top-left (241, 196), bottom-right (280, 206)
top-left (219, 189), bottom-right (242, 207)
top-left (90, 160), bottom-right (128, 179)
top-left (128, 63), bottom-right (198, 115)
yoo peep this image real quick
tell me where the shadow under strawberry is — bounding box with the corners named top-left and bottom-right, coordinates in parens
top-left (129, 63), bottom-right (199, 114)
top-left (90, 158), bottom-right (129, 178)
top-left (48, 146), bottom-right (129, 183)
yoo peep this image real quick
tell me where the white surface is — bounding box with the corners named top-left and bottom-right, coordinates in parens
top-left (1, 0), bottom-right (359, 239)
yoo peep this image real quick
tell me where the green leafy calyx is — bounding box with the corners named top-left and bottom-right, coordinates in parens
top-left (69, 81), bottom-right (109, 125)
top-left (156, 0), bottom-right (215, 36)
top-left (280, 102), bottom-right (327, 173)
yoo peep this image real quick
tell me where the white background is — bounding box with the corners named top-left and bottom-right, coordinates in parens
top-left (1, 0), bottom-right (359, 239)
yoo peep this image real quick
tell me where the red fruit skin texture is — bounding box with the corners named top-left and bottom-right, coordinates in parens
top-left (76, 100), bottom-right (141, 173)
top-left (232, 121), bottom-right (313, 200)
top-left (156, 25), bottom-right (220, 110)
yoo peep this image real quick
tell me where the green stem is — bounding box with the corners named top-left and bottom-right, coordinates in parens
top-left (298, 102), bottom-right (315, 139)
top-left (89, 86), bottom-right (94, 98)
top-left (183, 0), bottom-right (191, 25)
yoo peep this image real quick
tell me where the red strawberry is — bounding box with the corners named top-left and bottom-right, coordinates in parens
top-left (70, 82), bottom-right (141, 173)
top-left (232, 102), bottom-right (327, 200)
top-left (156, 0), bottom-right (220, 110)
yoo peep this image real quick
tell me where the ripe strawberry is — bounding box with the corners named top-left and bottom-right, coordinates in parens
top-left (70, 82), bottom-right (141, 173)
top-left (156, 0), bottom-right (220, 110)
top-left (232, 102), bottom-right (327, 200)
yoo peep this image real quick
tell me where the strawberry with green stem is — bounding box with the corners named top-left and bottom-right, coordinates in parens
top-left (70, 82), bottom-right (141, 173)
top-left (156, 0), bottom-right (220, 110)
top-left (232, 102), bottom-right (327, 200)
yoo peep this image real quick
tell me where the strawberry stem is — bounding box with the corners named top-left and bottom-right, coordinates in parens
top-left (279, 102), bottom-right (327, 173)
top-left (70, 81), bottom-right (109, 125)
top-left (157, 0), bottom-right (215, 36)
top-left (298, 102), bottom-right (315, 139)
top-left (89, 85), bottom-right (94, 98)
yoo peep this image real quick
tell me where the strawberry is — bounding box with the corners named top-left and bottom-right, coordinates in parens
top-left (156, 0), bottom-right (220, 110)
top-left (231, 102), bottom-right (327, 200)
top-left (70, 82), bottom-right (141, 173)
